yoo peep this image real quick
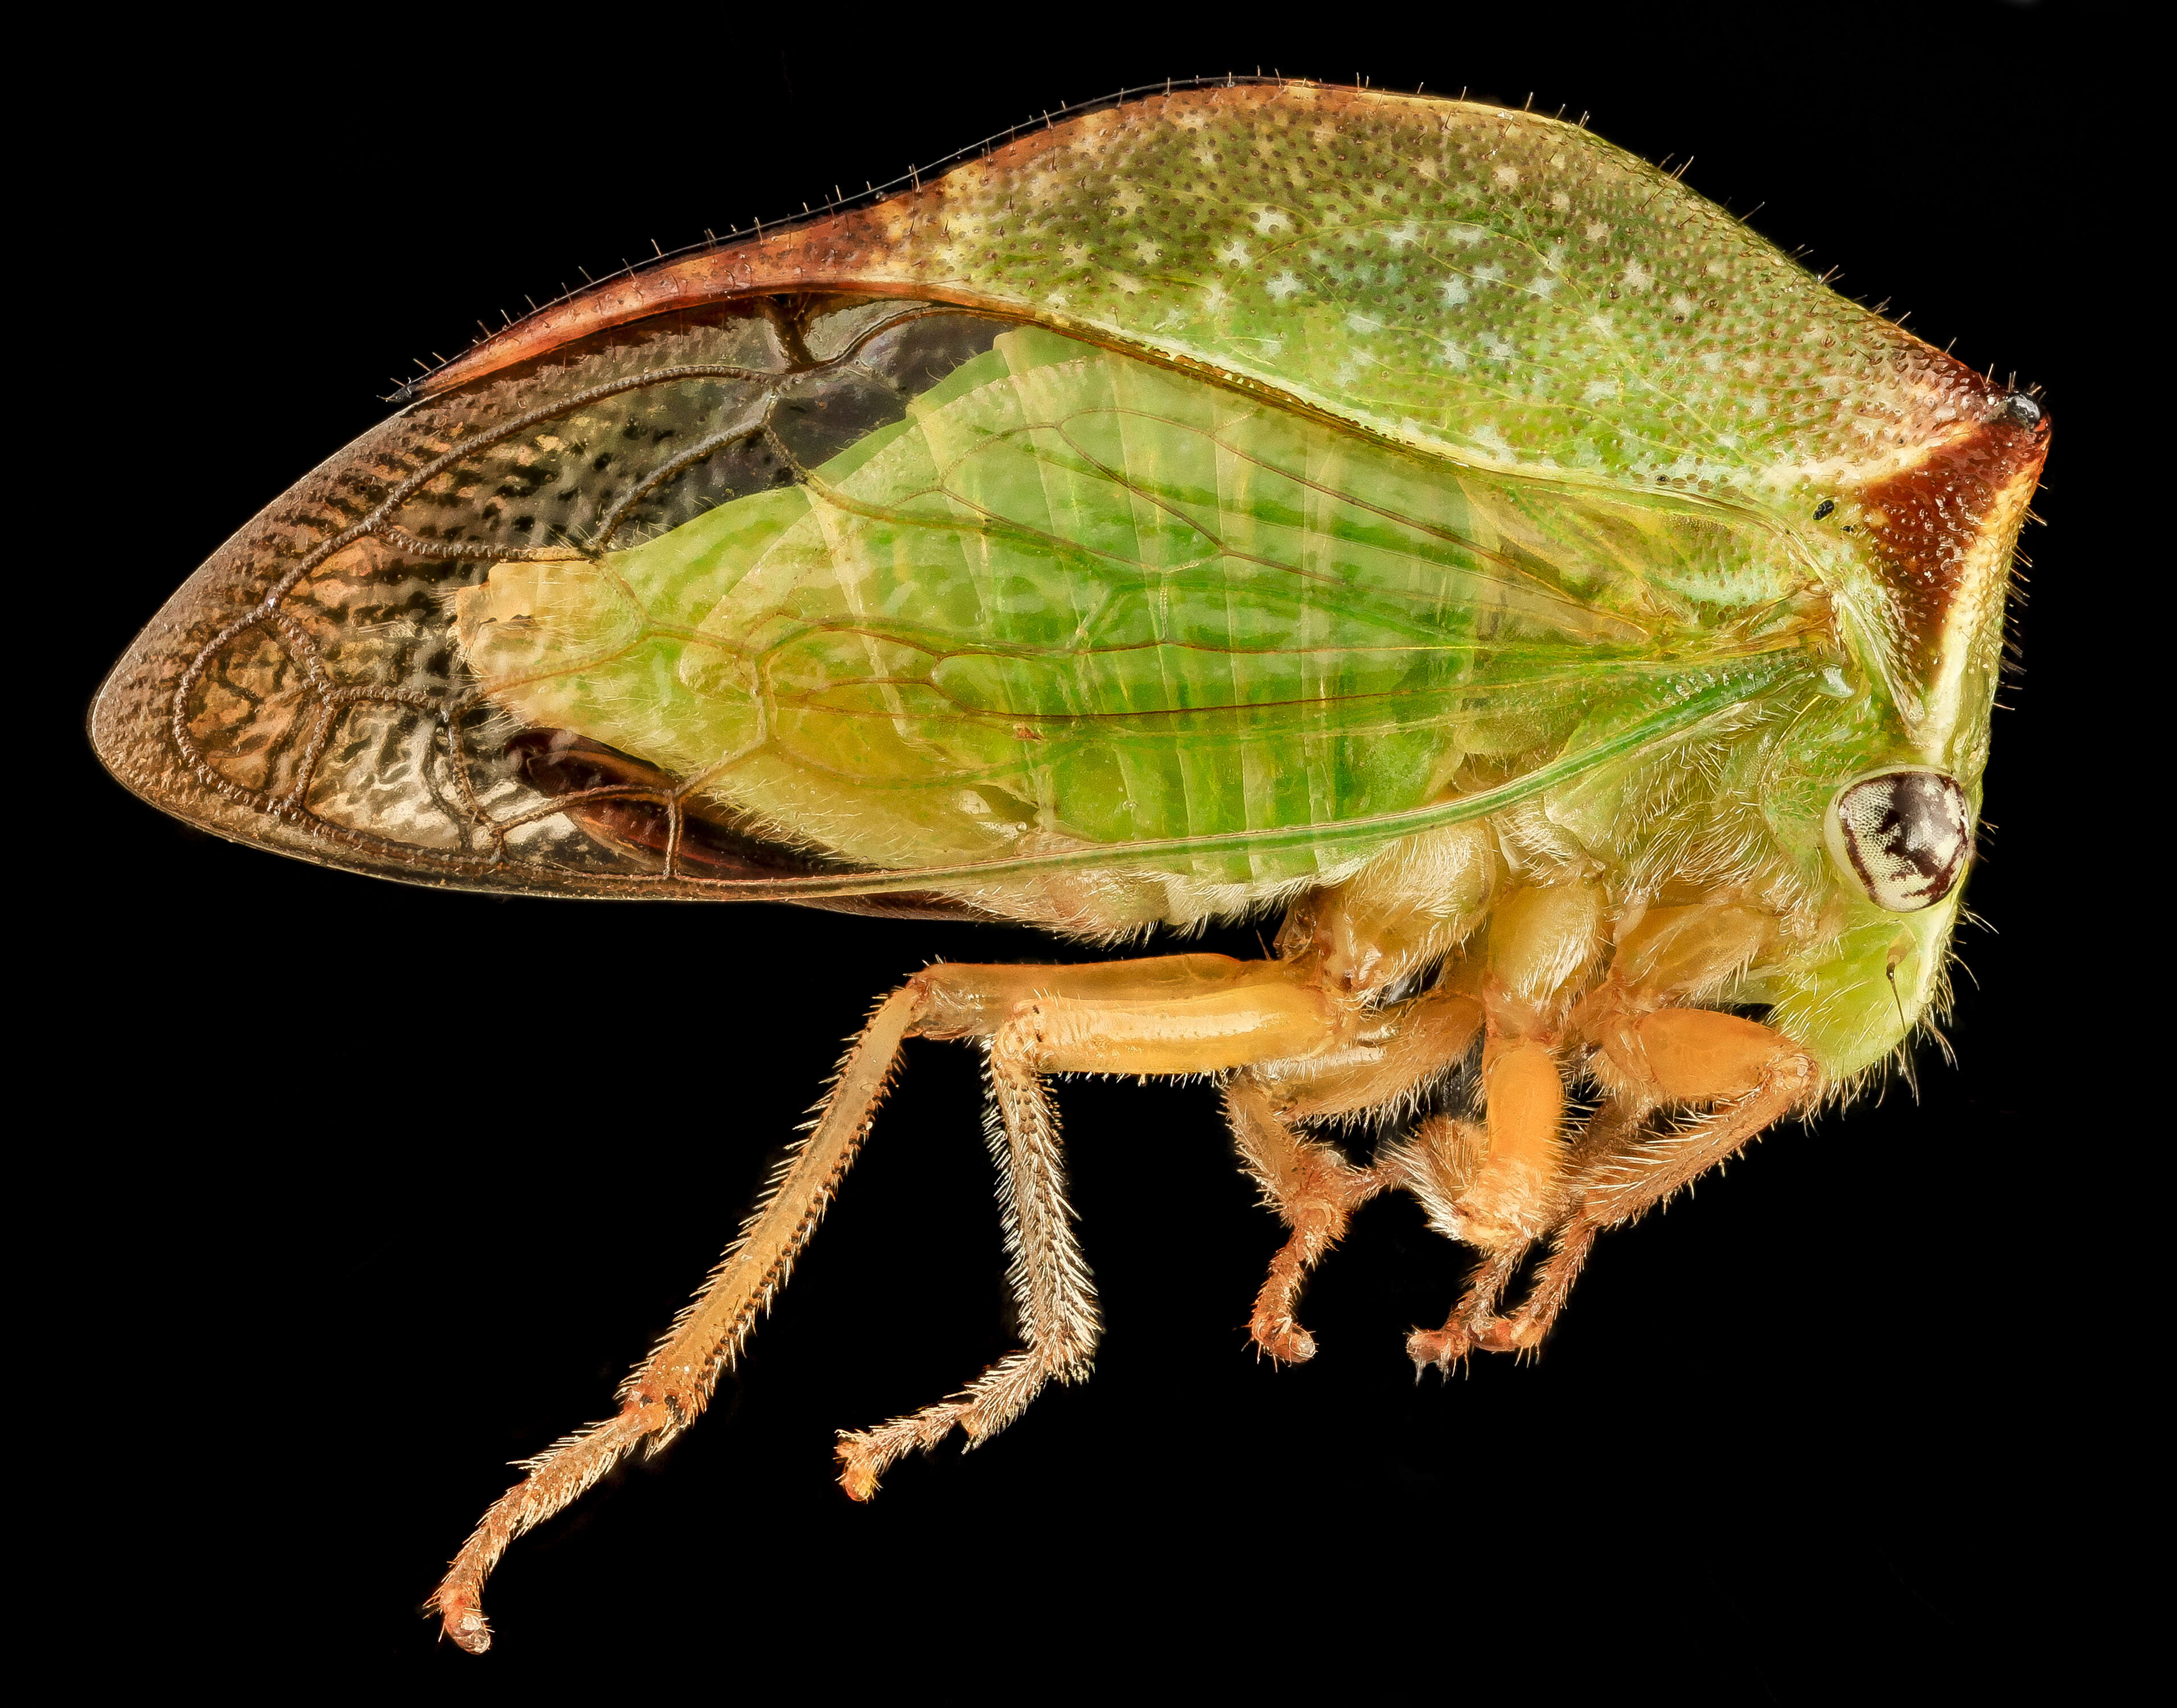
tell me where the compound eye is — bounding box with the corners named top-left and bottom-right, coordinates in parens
top-left (1825, 768), bottom-right (1972, 912)
top-left (1996, 392), bottom-right (2043, 429)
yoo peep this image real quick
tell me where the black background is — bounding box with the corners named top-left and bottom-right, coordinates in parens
top-left (45, 3), bottom-right (2129, 1697)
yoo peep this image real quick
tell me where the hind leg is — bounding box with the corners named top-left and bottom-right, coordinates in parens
top-left (833, 1025), bottom-right (1100, 1499)
top-left (833, 958), bottom-right (1358, 1495)
top-left (429, 950), bottom-right (1336, 1648)
top-left (427, 973), bottom-right (934, 1653)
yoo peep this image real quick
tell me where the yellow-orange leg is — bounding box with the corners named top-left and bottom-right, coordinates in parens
top-left (1224, 1080), bottom-right (1381, 1362)
top-left (1252, 980), bottom-right (1487, 1127)
top-left (1397, 985), bottom-right (1578, 1374)
top-left (833, 1023), bottom-right (1099, 1499)
top-left (1226, 982), bottom-right (1484, 1361)
top-left (425, 975), bottom-right (929, 1655)
top-left (1478, 1009), bottom-right (1818, 1353)
top-left (428, 951), bottom-right (1328, 1652)
top-left (837, 966), bottom-right (1346, 1494)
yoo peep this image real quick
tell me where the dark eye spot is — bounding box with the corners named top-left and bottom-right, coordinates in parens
top-left (1813, 499), bottom-right (1835, 521)
top-left (1825, 769), bottom-right (1971, 913)
top-left (1997, 393), bottom-right (2043, 429)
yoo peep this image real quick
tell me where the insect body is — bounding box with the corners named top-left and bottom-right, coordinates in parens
top-left (88, 81), bottom-right (2048, 1653)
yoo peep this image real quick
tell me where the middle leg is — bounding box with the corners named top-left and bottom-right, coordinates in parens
top-left (1224, 1079), bottom-right (1383, 1364)
top-left (1224, 978), bottom-right (1487, 1361)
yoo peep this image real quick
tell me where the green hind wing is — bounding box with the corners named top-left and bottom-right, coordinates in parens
top-left (458, 325), bottom-right (1826, 883)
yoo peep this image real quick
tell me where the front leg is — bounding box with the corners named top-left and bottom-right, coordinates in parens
top-left (1443, 897), bottom-right (1800, 1360)
top-left (1481, 1010), bottom-right (1818, 1353)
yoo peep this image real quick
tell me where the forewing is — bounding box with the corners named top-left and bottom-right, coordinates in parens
top-left (97, 301), bottom-right (1826, 898)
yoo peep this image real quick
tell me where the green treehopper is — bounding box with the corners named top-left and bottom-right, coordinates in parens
top-left (88, 79), bottom-right (2048, 1653)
